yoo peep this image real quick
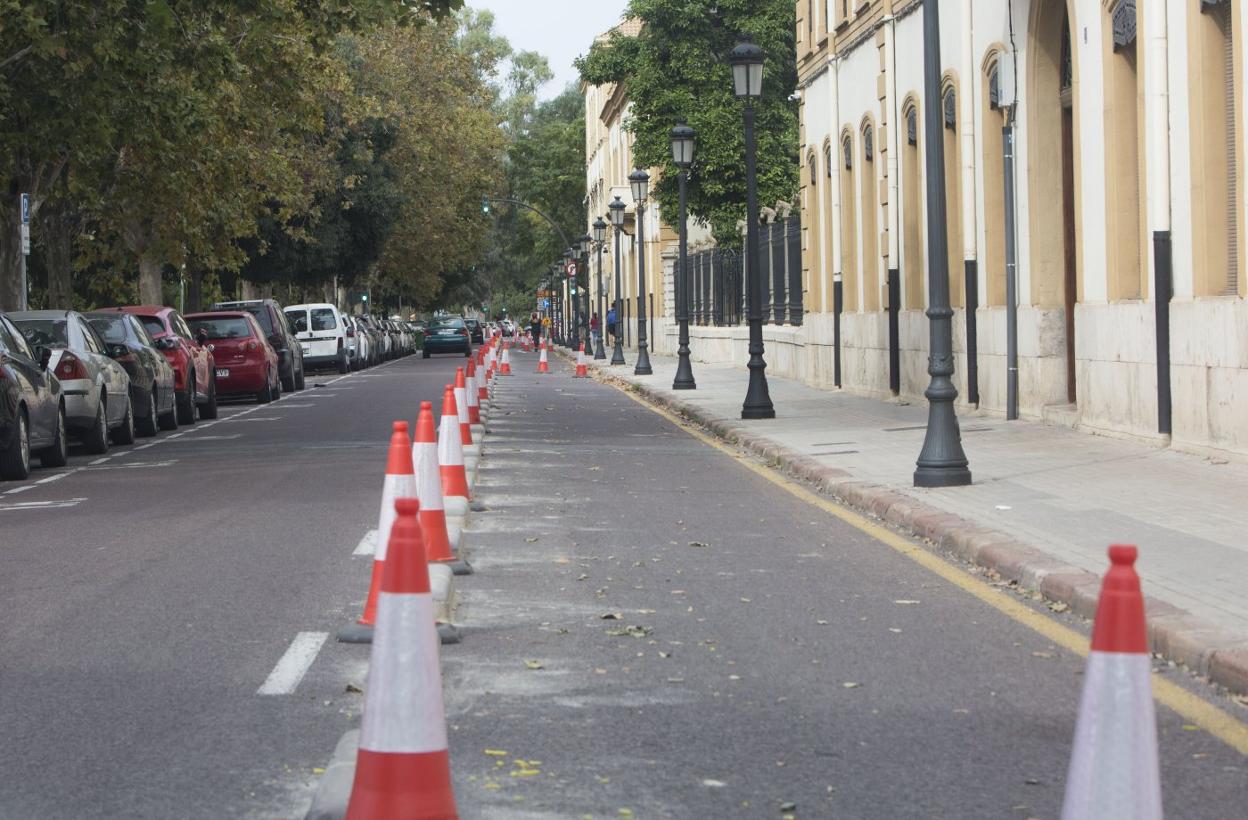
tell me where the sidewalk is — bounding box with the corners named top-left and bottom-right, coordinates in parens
top-left (576, 347), bottom-right (1248, 694)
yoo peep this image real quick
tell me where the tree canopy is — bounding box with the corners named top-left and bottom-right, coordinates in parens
top-left (576, 0), bottom-right (798, 245)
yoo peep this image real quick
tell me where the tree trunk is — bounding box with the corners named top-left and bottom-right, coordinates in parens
top-left (138, 250), bottom-right (163, 305)
top-left (0, 209), bottom-right (23, 312)
top-left (41, 203), bottom-right (76, 310)
top-left (186, 265), bottom-right (204, 313)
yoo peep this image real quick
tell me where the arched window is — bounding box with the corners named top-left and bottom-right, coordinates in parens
top-left (1192, 0), bottom-right (1240, 296)
top-left (902, 101), bottom-right (924, 310)
top-left (806, 150), bottom-right (820, 310)
top-left (839, 132), bottom-right (859, 312)
top-left (822, 142), bottom-right (835, 312)
top-left (860, 120), bottom-right (880, 311)
top-left (983, 60), bottom-right (1007, 307)
top-left (1105, 0), bottom-right (1143, 300)
top-left (942, 82), bottom-right (964, 307)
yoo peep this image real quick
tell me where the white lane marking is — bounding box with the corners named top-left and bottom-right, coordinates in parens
top-left (162, 434), bottom-right (242, 442)
top-left (89, 457), bottom-right (112, 466)
top-left (134, 443), bottom-right (157, 450)
top-left (353, 530), bottom-right (378, 556)
top-left (277, 403), bottom-right (314, 408)
top-left (2, 485), bottom-right (36, 495)
top-left (257, 632), bottom-right (329, 696)
top-left (221, 416), bottom-right (282, 422)
top-left (84, 460), bottom-right (177, 471)
top-left (36, 469), bottom-right (78, 485)
top-left (0, 498), bottom-right (86, 512)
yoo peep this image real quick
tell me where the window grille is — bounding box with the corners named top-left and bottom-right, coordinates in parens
top-left (989, 67), bottom-right (1000, 110)
top-left (1111, 1), bottom-right (1137, 51)
top-left (943, 88), bottom-right (956, 129)
top-left (906, 108), bottom-right (917, 145)
top-left (864, 125), bottom-right (874, 161)
top-left (843, 137), bottom-right (852, 170)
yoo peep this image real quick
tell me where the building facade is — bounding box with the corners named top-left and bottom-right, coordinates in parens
top-left (790, 0), bottom-right (1244, 457)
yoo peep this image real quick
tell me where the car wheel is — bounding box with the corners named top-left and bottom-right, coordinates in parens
top-left (422, 349), bottom-right (431, 359)
top-left (176, 378), bottom-right (197, 425)
top-left (0, 409), bottom-right (31, 480)
top-left (273, 370), bottom-right (282, 400)
top-left (40, 405), bottom-right (69, 468)
top-left (281, 368), bottom-right (296, 393)
top-left (337, 352), bottom-right (349, 374)
top-left (200, 375), bottom-right (218, 420)
top-left (257, 373), bottom-right (274, 404)
top-left (83, 394), bottom-right (110, 455)
top-left (137, 389), bottom-right (159, 437)
top-left (295, 367), bottom-right (306, 391)
top-left (112, 397), bottom-right (136, 445)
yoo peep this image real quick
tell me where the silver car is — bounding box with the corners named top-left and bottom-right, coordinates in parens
top-left (9, 310), bottom-right (135, 453)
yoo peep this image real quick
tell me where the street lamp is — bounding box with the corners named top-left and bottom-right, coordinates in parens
top-left (563, 246), bottom-right (577, 350)
top-left (609, 196), bottom-right (627, 365)
top-left (913, 0), bottom-right (971, 486)
top-left (592, 216), bottom-right (608, 359)
top-left (729, 35), bottom-right (774, 419)
top-left (550, 262), bottom-right (563, 345)
top-left (579, 232), bottom-right (593, 353)
top-left (629, 168), bottom-right (653, 376)
top-left (671, 120), bottom-right (697, 390)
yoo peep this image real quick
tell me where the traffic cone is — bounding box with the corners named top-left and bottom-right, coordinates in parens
top-left (411, 402), bottom-right (471, 575)
top-left (1060, 544), bottom-right (1161, 820)
top-left (465, 360), bottom-right (483, 427)
top-left (499, 343), bottom-right (512, 375)
top-left (345, 498), bottom-right (458, 820)
top-left (537, 341), bottom-right (550, 373)
top-left (574, 342), bottom-right (588, 377)
top-left (340, 422), bottom-right (415, 643)
top-left (439, 385), bottom-right (471, 516)
top-left (454, 368), bottom-right (480, 469)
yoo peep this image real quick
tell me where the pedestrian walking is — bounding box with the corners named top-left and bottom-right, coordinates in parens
top-left (606, 306), bottom-right (617, 344)
top-left (590, 312), bottom-right (601, 347)
top-left (530, 312), bottom-right (541, 344)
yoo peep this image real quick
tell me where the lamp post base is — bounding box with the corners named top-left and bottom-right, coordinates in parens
top-left (610, 341), bottom-right (626, 365)
top-left (672, 351), bottom-right (696, 390)
top-left (740, 359), bottom-right (774, 419)
top-left (634, 344), bottom-right (652, 376)
top-left (593, 335), bottom-right (606, 360)
top-left (913, 397), bottom-right (972, 487)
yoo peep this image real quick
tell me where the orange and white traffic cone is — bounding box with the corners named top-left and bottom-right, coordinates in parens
top-left (454, 368), bottom-right (480, 468)
top-left (412, 401), bottom-right (470, 575)
top-left (465, 360), bottom-right (484, 430)
top-left (339, 421), bottom-right (415, 644)
top-left (439, 385), bottom-right (471, 517)
top-left (499, 343), bottom-right (512, 375)
top-left (345, 498), bottom-right (458, 820)
top-left (574, 342), bottom-right (588, 377)
top-left (1060, 544), bottom-right (1161, 820)
top-left (537, 341), bottom-right (550, 373)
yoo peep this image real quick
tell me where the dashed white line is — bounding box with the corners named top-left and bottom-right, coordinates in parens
top-left (257, 632), bottom-right (329, 696)
top-left (353, 530), bottom-right (378, 556)
top-left (2, 485), bottom-right (36, 495)
top-left (88, 457), bottom-right (112, 466)
top-left (0, 498), bottom-right (86, 512)
top-left (35, 470), bottom-right (78, 485)
top-left (84, 460), bottom-right (177, 471)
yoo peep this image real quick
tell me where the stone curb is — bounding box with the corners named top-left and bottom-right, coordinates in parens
top-left (581, 356), bottom-right (1248, 697)
top-left (303, 729), bottom-right (358, 820)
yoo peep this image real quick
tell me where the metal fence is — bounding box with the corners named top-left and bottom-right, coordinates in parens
top-left (687, 213), bottom-right (802, 328)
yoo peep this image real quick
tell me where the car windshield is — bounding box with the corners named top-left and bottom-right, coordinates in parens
top-left (11, 318), bottom-right (68, 348)
top-left (187, 316), bottom-right (252, 340)
top-left (239, 305), bottom-right (274, 334)
top-left (311, 308), bottom-right (337, 331)
top-left (285, 310), bottom-right (308, 333)
top-left (88, 316), bottom-right (128, 344)
top-left (430, 319), bottom-right (465, 331)
top-left (138, 315), bottom-right (166, 337)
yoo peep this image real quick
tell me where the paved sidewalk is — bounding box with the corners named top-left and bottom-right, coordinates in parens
top-left (576, 348), bottom-right (1248, 693)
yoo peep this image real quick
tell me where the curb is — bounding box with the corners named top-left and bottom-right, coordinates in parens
top-left (580, 355), bottom-right (1248, 697)
top-left (303, 729), bottom-right (358, 820)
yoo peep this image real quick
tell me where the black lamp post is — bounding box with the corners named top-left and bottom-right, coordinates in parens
top-left (671, 121), bottom-right (697, 390)
top-left (593, 216), bottom-right (608, 359)
top-left (609, 196), bottom-right (627, 365)
top-left (730, 36), bottom-right (774, 419)
top-left (913, 0), bottom-right (971, 487)
top-left (551, 261), bottom-right (564, 345)
top-left (563, 247), bottom-right (577, 350)
top-left (630, 168), bottom-right (653, 375)
top-left (578, 232), bottom-right (593, 353)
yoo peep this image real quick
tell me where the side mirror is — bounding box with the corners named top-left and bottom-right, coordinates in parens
top-left (206, 343), bottom-right (215, 352)
top-left (106, 343), bottom-right (129, 359)
top-left (155, 336), bottom-right (176, 351)
top-left (36, 346), bottom-right (52, 370)
top-left (195, 330), bottom-right (209, 346)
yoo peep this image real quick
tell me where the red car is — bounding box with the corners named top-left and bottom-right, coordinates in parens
top-left (100, 305), bottom-right (218, 423)
top-left (185, 312), bottom-right (281, 403)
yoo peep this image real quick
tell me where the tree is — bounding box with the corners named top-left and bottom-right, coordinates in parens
top-left (576, 0), bottom-right (798, 245)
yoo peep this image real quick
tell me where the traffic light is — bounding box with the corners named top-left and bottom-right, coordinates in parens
top-left (481, 197), bottom-right (491, 214)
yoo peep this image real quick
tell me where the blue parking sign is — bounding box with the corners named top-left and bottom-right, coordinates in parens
top-left (20, 193), bottom-right (30, 225)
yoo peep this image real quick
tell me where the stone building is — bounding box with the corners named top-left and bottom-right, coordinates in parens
top-left (796, 0), bottom-right (1245, 457)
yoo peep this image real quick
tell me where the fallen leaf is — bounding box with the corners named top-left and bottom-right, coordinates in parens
top-left (525, 537), bottom-right (539, 543)
top-left (600, 612), bottom-right (623, 620)
top-left (888, 627), bottom-right (903, 633)
top-left (524, 660), bottom-right (545, 670)
top-left (688, 541), bottom-right (709, 548)
top-left (816, 619), bottom-right (829, 625)
top-left (484, 750), bottom-right (508, 757)
top-left (1048, 601), bottom-right (1069, 613)
top-left (312, 767), bottom-right (325, 775)
top-left (345, 683), bottom-right (363, 693)
top-left (893, 600), bottom-right (921, 605)
top-left (703, 779), bottom-right (727, 788)
top-left (842, 681), bottom-right (860, 689)
top-left (1031, 651), bottom-right (1054, 659)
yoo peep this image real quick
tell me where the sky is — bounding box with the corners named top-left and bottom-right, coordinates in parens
top-left (465, 0), bottom-right (632, 100)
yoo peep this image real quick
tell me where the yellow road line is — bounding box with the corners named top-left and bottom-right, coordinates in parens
top-left (616, 385), bottom-right (1248, 756)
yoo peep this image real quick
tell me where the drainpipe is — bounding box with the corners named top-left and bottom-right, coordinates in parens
top-left (1004, 114), bottom-right (1019, 420)
top-left (884, 13), bottom-right (902, 395)
top-left (1146, 0), bottom-right (1172, 436)
top-left (829, 52), bottom-right (844, 387)
top-left (959, 0), bottom-right (980, 406)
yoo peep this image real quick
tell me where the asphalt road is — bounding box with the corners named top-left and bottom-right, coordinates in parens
top-left (0, 351), bottom-right (474, 819)
top-left (1, 345), bottom-right (1245, 819)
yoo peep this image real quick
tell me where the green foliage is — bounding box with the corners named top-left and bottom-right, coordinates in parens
top-left (576, 0), bottom-right (799, 245)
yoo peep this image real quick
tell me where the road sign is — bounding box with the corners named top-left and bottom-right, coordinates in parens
top-left (19, 193), bottom-right (30, 255)
top-left (539, 298), bottom-right (550, 309)
top-left (564, 260), bottom-right (577, 277)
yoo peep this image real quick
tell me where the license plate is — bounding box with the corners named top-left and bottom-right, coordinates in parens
top-left (438, 329), bottom-right (456, 335)
top-left (216, 369), bottom-right (229, 378)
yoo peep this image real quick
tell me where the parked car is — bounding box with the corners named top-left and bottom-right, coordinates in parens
top-left (344, 316), bottom-right (367, 371)
top-left (186, 312), bottom-right (281, 403)
top-left (86, 311), bottom-right (178, 436)
top-left (422, 316), bottom-right (472, 358)
top-left (284, 303), bottom-right (349, 374)
top-left (9, 310), bottom-right (135, 452)
top-left (0, 313), bottom-right (68, 479)
top-left (210, 299), bottom-right (305, 392)
top-left (464, 318), bottom-right (485, 344)
top-left (99, 306), bottom-right (217, 424)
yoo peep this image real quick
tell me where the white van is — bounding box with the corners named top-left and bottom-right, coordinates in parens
top-left (283, 303), bottom-right (349, 374)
